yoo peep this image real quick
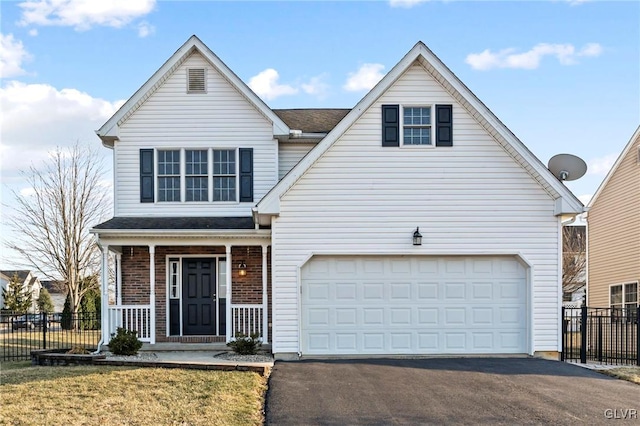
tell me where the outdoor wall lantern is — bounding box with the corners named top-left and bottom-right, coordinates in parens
top-left (413, 227), bottom-right (422, 246)
top-left (238, 261), bottom-right (247, 277)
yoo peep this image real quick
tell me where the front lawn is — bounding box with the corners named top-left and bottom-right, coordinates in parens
top-left (0, 363), bottom-right (266, 425)
top-left (599, 366), bottom-right (640, 385)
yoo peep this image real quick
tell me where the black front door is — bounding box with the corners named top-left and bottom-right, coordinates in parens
top-left (182, 259), bottom-right (216, 335)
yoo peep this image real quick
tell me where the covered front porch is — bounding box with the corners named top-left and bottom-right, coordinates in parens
top-left (91, 218), bottom-right (271, 347)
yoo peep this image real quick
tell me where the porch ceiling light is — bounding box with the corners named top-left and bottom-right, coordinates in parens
top-left (413, 227), bottom-right (422, 246)
top-left (238, 261), bottom-right (247, 277)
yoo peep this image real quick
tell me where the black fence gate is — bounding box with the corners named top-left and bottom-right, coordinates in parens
top-left (0, 312), bottom-right (101, 361)
top-left (562, 306), bottom-right (639, 365)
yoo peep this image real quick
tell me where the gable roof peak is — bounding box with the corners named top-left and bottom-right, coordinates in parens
top-left (95, 35), bottom-right (289, 147)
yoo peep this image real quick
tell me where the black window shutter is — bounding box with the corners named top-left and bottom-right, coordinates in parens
top-left (140, 149), bottom-right (154, 203)
top-left (239, 148), bottom-right (253, 202)
top-left (381, 105), bottom-right (399, 147)
top-left (436, 105), bottom-right (453, 147)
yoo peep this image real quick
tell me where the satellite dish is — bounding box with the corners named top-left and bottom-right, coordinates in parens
top-left (548, 153), bottom-right (587, 181)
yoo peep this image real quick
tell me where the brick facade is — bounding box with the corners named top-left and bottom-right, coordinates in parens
top-left (119, 244), bottom-right (271, 343)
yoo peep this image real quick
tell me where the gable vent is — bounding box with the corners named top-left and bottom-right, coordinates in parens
top-left (187, 68), bottom-right (206, 93)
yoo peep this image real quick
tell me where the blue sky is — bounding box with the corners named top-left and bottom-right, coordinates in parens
top-left (1, 0), bottom-right (639, 269)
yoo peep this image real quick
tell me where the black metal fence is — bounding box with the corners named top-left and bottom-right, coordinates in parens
top-left (562, 306), bottom-right (639, 365)
top-left (0, 312), bottom-right (101, 361)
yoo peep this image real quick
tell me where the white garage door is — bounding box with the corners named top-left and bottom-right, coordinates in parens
top-left (301, 256), bottom-right (527, 355)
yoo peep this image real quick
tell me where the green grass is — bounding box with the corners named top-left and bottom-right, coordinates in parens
top-left (598, 366), bottom-right (640, 385)
top-left (0, 364), bottom-right (266, 425)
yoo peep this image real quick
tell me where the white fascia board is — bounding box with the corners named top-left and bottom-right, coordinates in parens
top-left (89, 227), bottom-right (271, 240)
top-left (414, 50), bottom-right (584, 215)
top-left (256, 41), bottom-right (584, 216)
top-left (256, 43), bottom-right (421, 215)
top-left (96, 35), bottom-right (290, 144)
top-left (588, 125), bottom-right (640, 209)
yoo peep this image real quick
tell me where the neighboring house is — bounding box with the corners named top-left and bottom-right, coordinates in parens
top-left (0, 271), bottom-right (9, 309)
top-left (0, 270), bottom-right (42, 312)
top-left (586, 126), bottom-right (640, 315)
top-left (41, 280), bottom-right (67, 312)
top-left (91, 36), bottom-right (583, 359)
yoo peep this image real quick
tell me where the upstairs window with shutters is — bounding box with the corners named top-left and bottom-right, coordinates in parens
top-left (187, 68), bottom-right (206, 93)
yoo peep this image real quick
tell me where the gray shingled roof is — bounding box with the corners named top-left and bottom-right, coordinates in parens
top-left (93, 217), bottom-right (255, 230)
top-left (273, 109), bottom-right (350, 134)
top-left (0, 270), bottom-right (30, 282)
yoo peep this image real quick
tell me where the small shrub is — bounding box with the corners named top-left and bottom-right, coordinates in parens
top-left (227, 332), bottom-right (262, 355)
top-left (109, 327), bottom-right (143, 356)
top-left (66, 347), bottom-right (90, 355)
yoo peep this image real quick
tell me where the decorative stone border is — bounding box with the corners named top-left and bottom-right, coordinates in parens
top-left (31, 349), bottom-right (104, 366)
top-left (29, 349), bottom-right (269, 375)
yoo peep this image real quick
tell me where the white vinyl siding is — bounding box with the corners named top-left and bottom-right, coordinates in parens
top-left (278, 143), bottom-right (316, 180)
top-left (271, 63), bottom-right (560, 355)
top-left (114, 52), bottom-right (277, 216)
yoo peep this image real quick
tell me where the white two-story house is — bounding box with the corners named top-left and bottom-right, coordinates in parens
top-left (92, 36), bottom-right (583, 360)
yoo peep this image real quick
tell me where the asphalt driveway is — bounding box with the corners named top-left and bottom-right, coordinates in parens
top-left (265, 358), bottom-right (639, 425)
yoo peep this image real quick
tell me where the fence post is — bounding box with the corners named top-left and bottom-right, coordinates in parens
top-left (560, 307), bottom-right (565, 361)
top-left (597, 315), bottom-right (602, 363)
top-left (580, 306), bottom-right (587, 364)
top-left (42, 312), bottom-right (47, 350)
top-left (636, 306), bottom-right (639, 366)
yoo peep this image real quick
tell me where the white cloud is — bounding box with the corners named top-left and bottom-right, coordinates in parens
top-left (465, 43), bottom-right (603, 71)
top-left (28, 29), bottom-right (39, 36)
top-left (301, 74), bottom-right (330, 99)
top-left (137, 21), bottom-right (154, 38)
top-left (19, 187), bottom-right (36, 197)
top-left (0, 34), bottom-right (32, 78)
top-left (343, 63), bottom-right (385, 92)
top-left (18, 0), bottom-right (156, 31)
top-left (389, 0), bottom-right (429, 8)
top-left (0, 81), bottom-right (124, 181)
top-left (587, 153), bottom-right (618, 176)
top-left (248, 68), bottom-right (298, 100)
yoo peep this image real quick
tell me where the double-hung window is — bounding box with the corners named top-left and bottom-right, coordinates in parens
top-left (213, 149), bottom-right (236, 201)
top-left (610, 282), bottom-right (638, 321)
top-left (403, 107), bottom-right (432, 145)
top-left (157, 150), bottom-right (181, 202)
top-left (186, 150), bottom-right (208, 202)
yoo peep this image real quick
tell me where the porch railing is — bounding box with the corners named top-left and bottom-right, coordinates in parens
top-left (108, 305), bottom-right (152, 342)
top-left (231, 304), bottom-right (263, 339)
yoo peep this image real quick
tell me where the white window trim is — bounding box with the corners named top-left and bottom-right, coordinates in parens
top-left (154, 147), bottom-right (239, 204)
top-left (156, 149), bottom-right (182, 203)
top-left (400, 104), bottom-right (435, 148)
top-left (608, 281), bottom-right (639, 312)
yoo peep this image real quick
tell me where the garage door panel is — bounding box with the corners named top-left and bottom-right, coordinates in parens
top-left (302, 256), bottom-right (527, 355)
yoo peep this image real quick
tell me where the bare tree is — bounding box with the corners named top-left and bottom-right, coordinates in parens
top-left (562, 225), bottom-right (586, 296)
top-left (7, 143), bottom-right (109, 316)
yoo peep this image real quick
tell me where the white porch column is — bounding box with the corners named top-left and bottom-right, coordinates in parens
top-left (149, 245), bottom-right (156, 345)
top-left (100, 244), bottom-right (110, 345)
top-left (225, 245), bottom-right (232, 342)
top-left (262, 244), bottom-right (269, 343)
top-left (116, 252), bottom-right (122, 305)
